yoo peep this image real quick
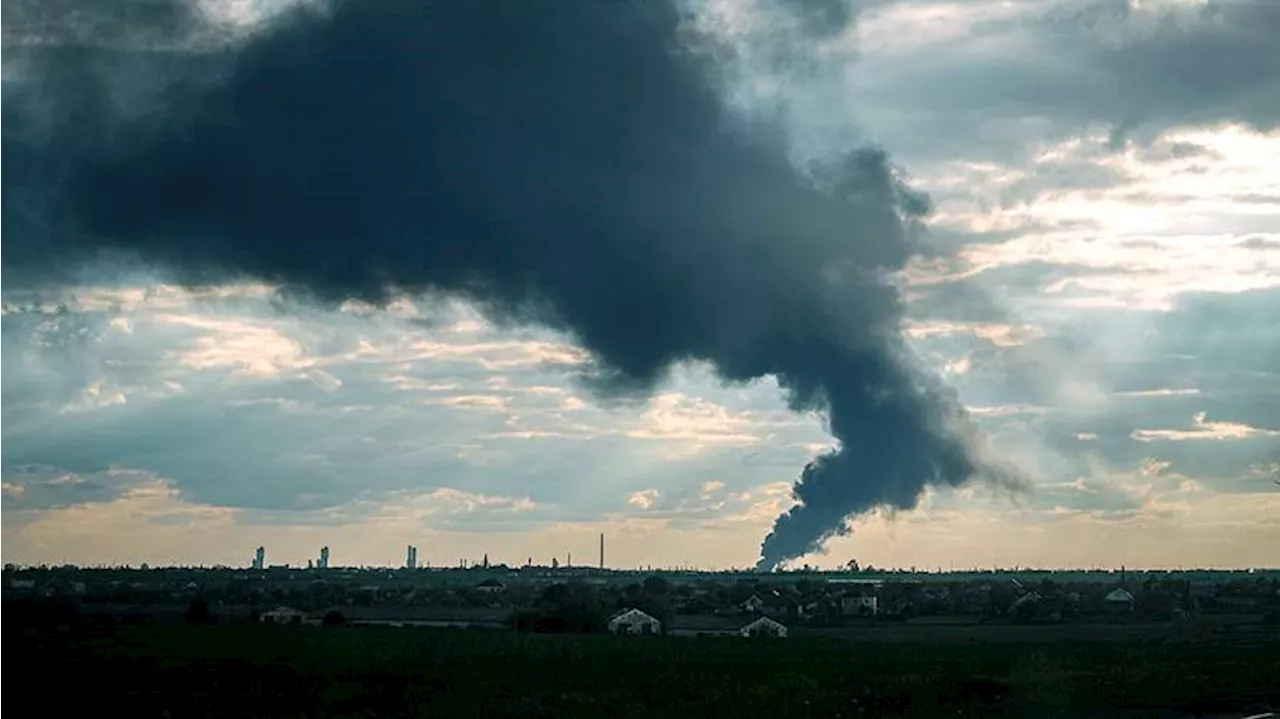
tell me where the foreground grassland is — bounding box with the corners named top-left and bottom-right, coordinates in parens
top-left (13, 623), bottom-right (1279, 718)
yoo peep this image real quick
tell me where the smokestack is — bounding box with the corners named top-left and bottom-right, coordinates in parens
top-left (3, 0), bottom-right (1024, 569)
top-left (599, 534), bottom-right (605, 571)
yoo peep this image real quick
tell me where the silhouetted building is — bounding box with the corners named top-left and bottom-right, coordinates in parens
top-left (319, 546), bottom-right (330, 570)
top-left (406, 545), bottom-right (418, 570)
top-left (252, 546), bottom-right (265, 570)
top-left (477, 578), bottom-right (505, 593)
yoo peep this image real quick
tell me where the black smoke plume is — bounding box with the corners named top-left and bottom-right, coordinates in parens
top-left (2, 0), bottom-right (1020, 570)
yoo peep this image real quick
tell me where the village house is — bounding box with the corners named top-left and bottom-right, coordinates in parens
top-left (608, 608), bottom-right (661, 635)
top-left (1105, 588), bottom-right (1136, 613)
top-left (260, 606), bottom-right (308, 624)
top-left (841, 594), bottom-right (878, 616)
top-left (1008, 591), bottom-right (1043, 617)
top-left (740, 616), bottom-right (787, 638)
top-left (476, 578), bottom-right (506, 594)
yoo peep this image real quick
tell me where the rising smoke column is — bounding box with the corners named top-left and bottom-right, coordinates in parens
top-left (2, 0), bottom-right (1020, 570)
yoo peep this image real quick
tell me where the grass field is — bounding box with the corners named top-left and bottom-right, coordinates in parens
top-left (13, 622), bottom-right (1279, 718)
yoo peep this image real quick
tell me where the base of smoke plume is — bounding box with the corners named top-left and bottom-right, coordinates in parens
top-left (754, 431), bottom-right (1034, 573)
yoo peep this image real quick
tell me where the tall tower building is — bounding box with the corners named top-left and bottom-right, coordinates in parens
top-left (319, 546), bottom-right (330, 570)
top-left (406, 545), bottom-right (418, 570)
top-left (599, 533), bottom-right (605, 570)
top-left (253, 546), bottom-right (265, 570)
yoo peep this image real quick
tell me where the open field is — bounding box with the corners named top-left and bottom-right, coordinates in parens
top-left (792, 613), bottom-right (1279, 645)
top-left (12, 622), bottom-right (1279, 718)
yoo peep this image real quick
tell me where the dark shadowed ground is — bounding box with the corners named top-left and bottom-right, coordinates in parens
top-left (10, 620), bottom-right (1277, 718)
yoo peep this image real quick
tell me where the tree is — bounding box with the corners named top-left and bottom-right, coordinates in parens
top-left (845, 559), bottom-right (860, 572)
top-left (1137, 590), bottom-right (1174, 619)
top-left (9, 599), bottom-right (78, 627)
top-left (535, 582), bottom-right (606, 633)
top-left (322, 610), bottom-right (347, 627)
top-left (185, 597), bottom-right (217, 625)
top-left (642, 575), bottom-right (670, 596)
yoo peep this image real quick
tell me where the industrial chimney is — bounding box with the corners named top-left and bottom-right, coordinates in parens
top-left (599, 533), bottom-right (605, 570)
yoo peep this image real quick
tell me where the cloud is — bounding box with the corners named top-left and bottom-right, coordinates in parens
top-left (628, 489), bottom-right (661, 510)
top-left (3, 0), bottom-right (1277, 571)
top-left (0, 465), bottom-right (161, 511)
top-left (846, 0), bottom-right (1280, 165)
top-left (0, 286), bottom-right (839, 523)
top-left (3, 0), bottom-right (1033, 571)
top-left (1132, 412), bottom-right (1280, 443)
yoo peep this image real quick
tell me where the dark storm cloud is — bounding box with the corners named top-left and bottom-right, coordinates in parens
top-left (2, 0), bottom-right (205, 48)
top-left (2, 0), bottom-right (1022, 569)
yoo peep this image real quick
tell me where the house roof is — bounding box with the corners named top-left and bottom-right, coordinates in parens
top-left (608, 608), bottom-right (658, 625)
top-left (1105, 588), bottom-right (1136, 603)
top-left (741, 616), bottom-right (786, 631)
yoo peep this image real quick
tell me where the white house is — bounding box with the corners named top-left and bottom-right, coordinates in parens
top-left (260, 606), bottom-right (308, 624)
top-left (740, 616), bottom-right (787, 638)
top-left (1008, 591), bottom-right (1044, 616)
top-left (1105, 588), bottom-right (1136, 612)
top-left (608, 608), bottom-right (661, 635)
top-left (841, 595), bottom-right (878, 616)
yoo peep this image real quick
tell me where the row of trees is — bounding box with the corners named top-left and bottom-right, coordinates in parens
top-left (512, 579), bottom-right (674, 634)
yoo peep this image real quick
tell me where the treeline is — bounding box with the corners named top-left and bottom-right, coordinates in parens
top-left (512, 578), bottom-right (672, 634)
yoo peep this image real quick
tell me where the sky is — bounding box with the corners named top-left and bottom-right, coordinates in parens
top-left (2, 0), bottom-right (1278, 570)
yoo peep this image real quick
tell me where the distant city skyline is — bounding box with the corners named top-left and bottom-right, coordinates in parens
top-left (8, 501), bottom-right (1278, 572)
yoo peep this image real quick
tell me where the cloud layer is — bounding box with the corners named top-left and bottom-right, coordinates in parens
top-left (3, 0), bottom-right (1277, 570)
top-left (3, 0), bottom-right (1029, 569)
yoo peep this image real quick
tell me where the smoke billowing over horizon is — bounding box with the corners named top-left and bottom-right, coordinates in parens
top-left (2, 0), bottom-right (1023, 570)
